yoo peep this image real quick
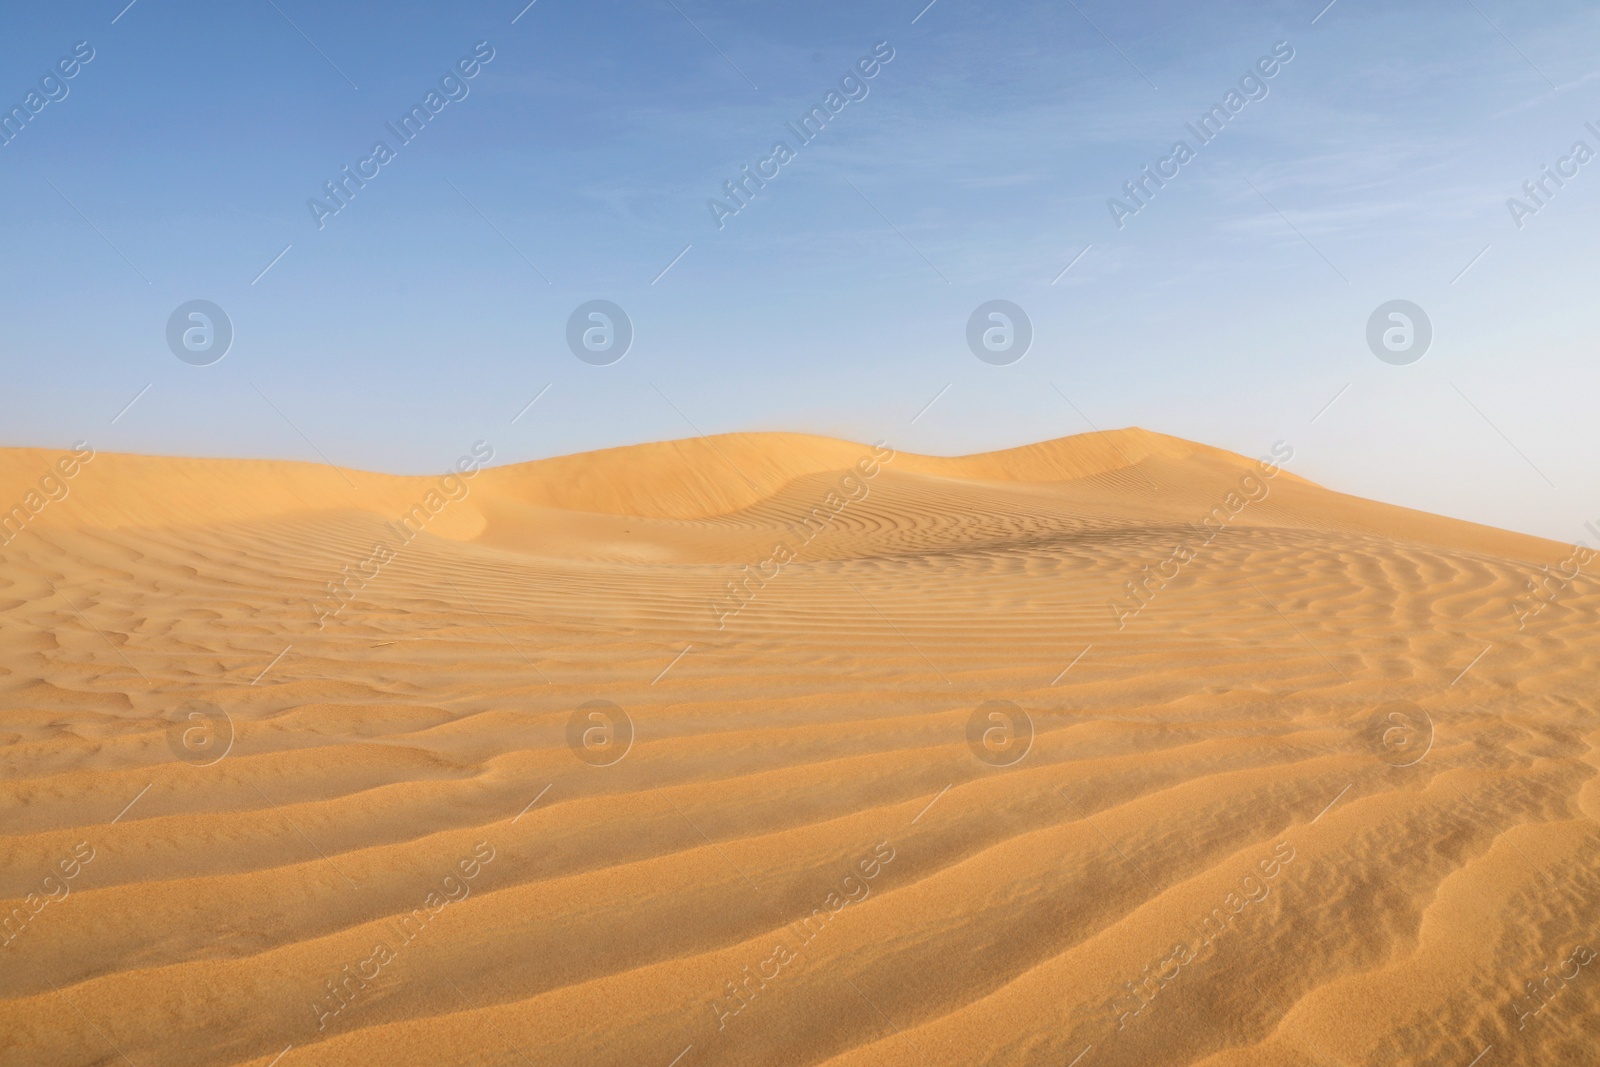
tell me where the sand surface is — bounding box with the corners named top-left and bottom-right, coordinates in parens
top-left (1, 428), bottom-right (1596, 1066)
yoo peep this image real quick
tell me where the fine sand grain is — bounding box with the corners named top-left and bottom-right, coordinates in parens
top-left (1, 428), bottom-right (1596, 1066)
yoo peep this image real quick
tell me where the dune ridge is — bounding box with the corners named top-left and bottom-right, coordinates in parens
top-left (1, 427), bottom-right (1229, 527)
top-left (1, 428), bottom-right (1595, 1066)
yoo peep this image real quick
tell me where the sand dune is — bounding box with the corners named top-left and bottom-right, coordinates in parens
top-left (1, 428), bottom-right (1596, 1066)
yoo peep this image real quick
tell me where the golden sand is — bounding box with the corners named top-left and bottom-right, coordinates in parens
top-left (1, 428), bottom-right (1595, 1065)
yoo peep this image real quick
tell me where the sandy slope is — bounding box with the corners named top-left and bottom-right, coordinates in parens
top-left (0, 428), bottom-right (1596, 1067)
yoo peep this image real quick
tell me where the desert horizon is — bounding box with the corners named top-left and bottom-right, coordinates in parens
top-left (0, 425), bottom-right (1576, 545)
top-left (3, 426), bottom-right (1597, 1065)
top-left (6, 2), bottom-right (1599, 1063)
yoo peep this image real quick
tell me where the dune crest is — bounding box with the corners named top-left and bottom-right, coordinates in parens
top-left (0, 427), bottom-right (1274, 524)
top-left (1, 428), bottom-right (1594, 1066)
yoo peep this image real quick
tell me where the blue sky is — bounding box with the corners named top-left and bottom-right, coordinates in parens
top-left (3, 0), bottom-right (1598, 542)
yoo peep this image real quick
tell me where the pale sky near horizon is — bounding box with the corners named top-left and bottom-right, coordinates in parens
top-left (3, 0), bottom-right (1599, 543)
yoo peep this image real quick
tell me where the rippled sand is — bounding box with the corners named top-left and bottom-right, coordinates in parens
top-left (1, 429), bottom-right (1596, 1066)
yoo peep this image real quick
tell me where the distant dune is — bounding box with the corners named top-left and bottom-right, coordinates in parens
top-left (1, 429), bottom-right (1595, 1066)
